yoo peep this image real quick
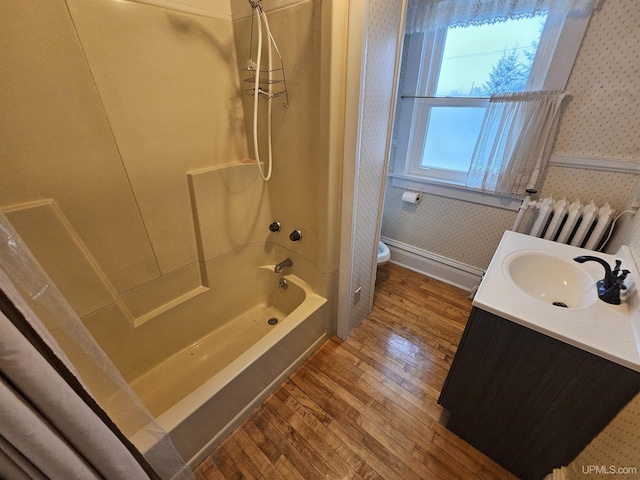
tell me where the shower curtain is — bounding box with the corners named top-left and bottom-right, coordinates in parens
top-left (0, 279), bottom-right (153, 479)
top-left (0, 211), bottom-right (193, 480)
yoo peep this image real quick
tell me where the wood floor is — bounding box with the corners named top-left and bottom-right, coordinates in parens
top-left (194, 263), bottom-right (518, 480)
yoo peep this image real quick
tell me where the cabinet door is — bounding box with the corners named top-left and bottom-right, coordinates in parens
top-left (438, 307), bottom-right (640, 480)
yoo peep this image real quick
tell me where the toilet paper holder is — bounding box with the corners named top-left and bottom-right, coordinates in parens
top-left (401, 188), bottom-right (422, 205)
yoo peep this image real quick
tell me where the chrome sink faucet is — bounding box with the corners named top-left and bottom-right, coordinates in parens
top-left (573, 256), bottom-right (630, 305)
top-left (274, 258), bottom-right (292, 273)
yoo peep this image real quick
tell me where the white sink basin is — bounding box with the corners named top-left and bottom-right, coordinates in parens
top-left (473, 231), bottom-right (640, 372)
top-left (504, 251), bottom-right (597, 309)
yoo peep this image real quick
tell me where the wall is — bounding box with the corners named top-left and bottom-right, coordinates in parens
top-left (381, 0), bottom-right (639, 282)
top-left (232, 0), bottom-right (338, 274)
top-left (553, 1), bottom-right (640, 475)
top-left (579, 184), bottom-right (640, 475)
top-left (339, 0), bottom-right (405, 335)
top-left (0, 0), bottom-right (336, 383)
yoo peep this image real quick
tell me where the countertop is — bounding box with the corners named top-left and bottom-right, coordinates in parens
top-left (473, 231), bottom-right (640, 372)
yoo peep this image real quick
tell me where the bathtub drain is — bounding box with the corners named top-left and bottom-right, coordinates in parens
top-left (268, 317), bottom-right (278, 326)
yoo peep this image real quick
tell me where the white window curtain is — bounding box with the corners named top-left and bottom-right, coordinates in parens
top-left (405, 0), bottom-right (598, 196)
top-left (466, 90), bottom-right (567, 195)
top-left (406, 0), bottom-right (600, 33)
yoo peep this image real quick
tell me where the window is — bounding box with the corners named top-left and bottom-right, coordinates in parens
top-left (391, 3), bottom-right (593, 208)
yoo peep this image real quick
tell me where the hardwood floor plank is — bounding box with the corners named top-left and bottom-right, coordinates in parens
top-left (309, 348), bottom-right (383, 407)
top-left (365, 308), bottom-right (459, 362)
top-left (197, 464), bottom-right (226, 480)
top-left (195, 457), bottom-right (226, 480)
top-left (366, 309), bottom-right (457, 360)
top-left (432, 431), bottom-right (517, 480)
top-left (219, 436), bottom-right (261, 480)
top-left (324, 339), bottom-right (453, 455)
top-left (291, 370), bottom-right (405, 480)
top-left (301, 363), bottom-right (454, 480)
top-left (273, 455), bottom-right (306, 480)
top-left (360, 369), bottom-right (443, 425)
top-left (330, 336), bottom-right (406, 385)
top-left (280, 381), bottom-right (385, 480)
top-left (380, 264), bottom-right (470, 309)
top-left (195, 263), bottom-right (518, 480)
top-left (231, 427), bottom-right (286, 480)
top-left (302, 359), bottom-right (417, 452)
top-left (355, 332), bottom-right (448, 403)
top-left (373, 292), bottom-right (465, 345)
top-left (264, 393), bottom-right (356, 479)
top-left (324, 419), bottom-right (406, 480)
top-left (411, 443), bottom-right (479, 480)
top-left (327, 337), bottom-right (404, 389)
top-left (209, 444), bottom-right (243, 480)
top-left (252, 408), bottom-right (325, 480)
top-left (240, 417), bottom-right (282, 465)
top-left (360, 325), bottom-right (450, 384)
top-left (280, 380), bottom-right (334, 428)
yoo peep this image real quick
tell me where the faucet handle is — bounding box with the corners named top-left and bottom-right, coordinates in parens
top-left (617, 269), bottom-right (630, 285)
top-left (602, 269), bottom-right (630, 305)
top-left (269, 221), bottom-right (281, 232)
top-left (612, 259), bottom-right (622, 276)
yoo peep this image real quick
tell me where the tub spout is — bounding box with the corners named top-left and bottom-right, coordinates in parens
top-left (274, 258), bottom-right (292, 273)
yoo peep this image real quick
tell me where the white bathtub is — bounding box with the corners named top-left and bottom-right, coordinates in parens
top-left (130, 265), bottom-right (329, 467)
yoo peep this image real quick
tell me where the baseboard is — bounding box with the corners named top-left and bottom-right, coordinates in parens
top-left (380, 237), bottom-right (484, 292)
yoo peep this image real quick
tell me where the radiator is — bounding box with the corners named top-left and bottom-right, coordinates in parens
top-left (517, 197), bottom-right (615, 251)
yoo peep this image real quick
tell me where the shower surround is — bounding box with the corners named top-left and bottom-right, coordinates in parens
top-left (0, 0), bottom-right (340, 466)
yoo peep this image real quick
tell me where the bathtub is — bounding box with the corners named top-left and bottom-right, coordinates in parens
top-left (129, 264), bottom-right (329, 467)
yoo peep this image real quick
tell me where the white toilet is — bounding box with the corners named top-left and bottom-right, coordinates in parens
top-left (377, 241), bottom-right (391, 265)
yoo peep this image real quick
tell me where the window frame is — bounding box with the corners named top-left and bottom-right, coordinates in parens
top-left (390, 9), bottom-right (592, 210)
top-left (406, 96), bottom-right (489, 182)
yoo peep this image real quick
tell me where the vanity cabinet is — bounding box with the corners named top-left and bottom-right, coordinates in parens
top-left (438, 307), bottom-right (640, 480)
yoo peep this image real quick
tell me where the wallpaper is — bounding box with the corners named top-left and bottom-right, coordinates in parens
top-left (381, 185), bottom-right (515, 269)
top-left (553, 1), bottom-right (640, 159)
top-left (540, 166), bottom-right (636, 211)
top-left (349, 0), bottom-right (404, 332)
top-left (539, 1), bottom-right (640, 476)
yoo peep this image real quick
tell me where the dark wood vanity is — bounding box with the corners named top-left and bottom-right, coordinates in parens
top-left (438, 307), bottom-right (640, 480)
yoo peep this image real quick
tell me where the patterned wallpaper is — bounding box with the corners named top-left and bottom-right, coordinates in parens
top-left (559, 2), bottom-right (640, 475)
top-left (349, 0), bottom-right (403, 332)
top-left (381, 185), bottom-right (515, 268)
top-left (380, 165), bottom-right (636, 271)
top-left (540, 166), bottom-right (637, 211)
top-left (553, 1), bottom-right (640, 159)
top-left (537, 1), bottom-right (640, 476)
